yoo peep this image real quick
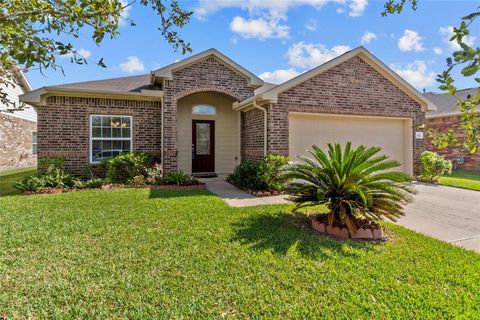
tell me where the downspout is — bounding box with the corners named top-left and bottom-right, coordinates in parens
top-left (253, 100), bottom-right (267, 156)
top-left (160, 84), bottom-right (165, 175)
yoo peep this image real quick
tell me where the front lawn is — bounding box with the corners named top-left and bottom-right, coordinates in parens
top-left (0, 167), bottom-right (36, 196)
top-left (438, 169), bottom-right (480, 191)
top-left (0, 189), bottom-right (479, 318)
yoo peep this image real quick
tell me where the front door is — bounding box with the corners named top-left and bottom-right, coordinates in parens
top-left (192, 120), bottom-right (215, 173)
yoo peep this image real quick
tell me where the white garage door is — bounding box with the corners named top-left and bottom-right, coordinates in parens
top-left (289, 113), bottom-right (413, 174)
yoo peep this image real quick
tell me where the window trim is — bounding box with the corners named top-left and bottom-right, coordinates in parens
top-left (89, 114), bottom-right (133, 164)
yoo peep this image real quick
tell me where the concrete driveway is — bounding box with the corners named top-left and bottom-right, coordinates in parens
top-left (398, 183), bottom-right (480, 253)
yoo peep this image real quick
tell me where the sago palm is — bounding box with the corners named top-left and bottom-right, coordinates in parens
top-left (282, 142), bottom-right (415, 236)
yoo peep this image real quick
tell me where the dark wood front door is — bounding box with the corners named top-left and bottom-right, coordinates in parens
top-left (192, 120), bottom-right (215, 173)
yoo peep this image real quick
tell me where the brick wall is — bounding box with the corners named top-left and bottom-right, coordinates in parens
top-left (265, 56), bottom-right (425, 174)
top-left (38, 97), bottom-right (161, 175)
top-left (0, 113), bottom-right (37, 171)
top-left (427, 115), bottom-right (480, 170)
top-left (162, 56), bottom-right (255, 172)
top-left (241, 107), bottom-right (265, 162)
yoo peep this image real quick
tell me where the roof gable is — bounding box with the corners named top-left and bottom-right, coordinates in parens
top-left (235, 47), bottom-right (436, 112)
top-left (152, 48), bottom-right (263, 87)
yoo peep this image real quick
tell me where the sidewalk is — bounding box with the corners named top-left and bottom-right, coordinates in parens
top-left (199, 176), bottom-right (290, 207)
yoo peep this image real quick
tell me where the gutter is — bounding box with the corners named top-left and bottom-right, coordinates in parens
top-left (160, 81), bottom-right (165, 175)
top-left (253, 100), bottom-right (267, 156)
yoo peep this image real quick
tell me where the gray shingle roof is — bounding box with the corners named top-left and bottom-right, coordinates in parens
top-left (49, 74), bottom-right (156, 93)
top-left (424, 87), bottom-right (479, 117)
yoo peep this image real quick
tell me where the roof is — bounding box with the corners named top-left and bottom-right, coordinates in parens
top-left (424, 88), bottom-right (479, 118)
top-left (13, 67), bottom-right (32, 92)
top-left (234, 46), bottom-right (437, 112)
top-left (152, 48), bottom-right (264, 87)
top-left (46, 74), bottom-right (155, 93)
top-left (21, 48), bottom-right (264, 106)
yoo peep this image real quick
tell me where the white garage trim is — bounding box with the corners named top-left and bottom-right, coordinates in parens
top-left (288, 112), bottom-right (413, 175)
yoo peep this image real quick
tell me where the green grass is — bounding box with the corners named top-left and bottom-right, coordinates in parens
top-left (438, 169), bottom-right (480, 191)
top-left (0, 189), bottom-right (479, 319)
top-left (0, 167), bottom-right (36, 196)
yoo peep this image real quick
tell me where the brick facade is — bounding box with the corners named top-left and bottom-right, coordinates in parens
top-left (0, 113), bottom-right (37, 171)
top-left (38, 97), bottom-right (161, 175)
top-left (265, 56), bottom-right (425, 174)
top-left (162, 56), bottom-right (255, 172)
top-left (427, 115), bottom-right (480, 170)
top-left (241, 108), bottom-right (265, 162)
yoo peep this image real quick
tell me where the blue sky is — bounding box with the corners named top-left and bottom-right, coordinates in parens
top-left (26, 0), bottom-right (480, 93)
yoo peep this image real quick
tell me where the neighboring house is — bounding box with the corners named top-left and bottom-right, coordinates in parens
top-left (424, 88), bottom-right (480, 170)
top-left (20, 47), bottom-right (435, 177)
top-left (0, 67), bottom-right (36, 171)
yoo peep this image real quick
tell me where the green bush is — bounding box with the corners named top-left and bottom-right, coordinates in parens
top-left (227, 161), bottom-right (266, 191)
top-left (84, 178), bottom-right (105, 189)
top-left (101, 152), bottom-right (152, 183)
top-left (420, 151), bottom-right (452, 182)
top-left (145, 163), bottom-right (163, 185)
top-left (283, 142), bottom-right (414, 236)
top-left (162, 171), bottom-right (190, 185)
top-left (38, 157), bottom-right (65, 173)
top-left (258, 153), bottom-right (290, 191)
top-left (15, 157), bottom-right (81, 192)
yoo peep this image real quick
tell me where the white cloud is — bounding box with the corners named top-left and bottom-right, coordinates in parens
top-left (398, 29), bottom-right (425, 52)
top-left (349, 0), bottom-right (368, 17)
top-left (439, 25), bottom-right (476, 51)
top-left (287, 42), bottom-right (351, 69)
top-left (119, 56), bottom-right (145, 73)
top-left (433, 47), bottom-right (443, 55)
top-left (391, 60), bottom-right (435, 89)
top-left (60, 48), bottom-right (92, 59)
top-left (230, 16), bottom-right (289, 40)
top-left (305, 19), bottom-right (318, 31)
top-left (195, 0), bottom-right (339, 20)
top-left (258, 68), bottom-right (300, 84)
top-left (361, 31), bottom-right (377, 45)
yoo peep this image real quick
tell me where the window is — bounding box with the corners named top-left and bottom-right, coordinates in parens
top-left (90, 115), bottom-right (132, 163)
top-left (32, 132), bottom-right (37, 155)
top-left (192, 105), bottom-right (216, 115)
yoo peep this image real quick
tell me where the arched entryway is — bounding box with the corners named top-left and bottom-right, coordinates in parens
top-left (176, 91), bottom-right (240, 175)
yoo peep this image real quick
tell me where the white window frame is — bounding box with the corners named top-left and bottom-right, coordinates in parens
top-left (89, 114), bottom-right (133, 164)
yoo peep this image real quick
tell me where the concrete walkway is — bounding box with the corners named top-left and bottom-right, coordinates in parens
top-left (199, 176), bottom-right (289, 207)
top-left (398, 183), bottom-right (480, 253)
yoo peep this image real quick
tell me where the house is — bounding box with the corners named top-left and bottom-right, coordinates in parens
top-left (20, 47), bottom-right (436, 177)
top-left (0, 67), bottom-right (36, 171)
top-left (424, 88), bottom-right (480, 170)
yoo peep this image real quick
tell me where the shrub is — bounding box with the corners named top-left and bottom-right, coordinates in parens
top-left (420, 151), bottom-right (452, 182)
top-left (227, 161), bottom-right (266, 191)
top-left (84, 178), bottom-right (105, 189)
top-left (282, 142), bottom-right (414, 236)
top-left (15, 157), bottom-right (81, 192)
top-left (146, 163), bottom-right (163, 185)
top-left (162, 171), bottom-right (190, 185)
top-left (258, 153), bottom-right (290, 191)
top-left (101, 152), bottom-right (152, 183)
top-left (129, 175), bottom-right (146, 187)
top-left (38, 157), bottom-right (65, 174)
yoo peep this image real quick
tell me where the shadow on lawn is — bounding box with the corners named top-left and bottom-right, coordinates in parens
top-left (148, 187), bottom-right (213, 199)
top-left (231, 211), bottom-right (377, 260)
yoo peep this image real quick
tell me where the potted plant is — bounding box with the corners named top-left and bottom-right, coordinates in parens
top-left (282, 142), bottom-right (415, 240)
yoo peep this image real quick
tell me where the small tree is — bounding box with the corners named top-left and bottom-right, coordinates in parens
top-left (419, 151), bottom-right (452, 182)
top-left (282, 143), bottom-right (414, 236)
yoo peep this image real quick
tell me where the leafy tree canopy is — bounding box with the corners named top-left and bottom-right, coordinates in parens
top-left (0, 0), bottom-right (192, 110)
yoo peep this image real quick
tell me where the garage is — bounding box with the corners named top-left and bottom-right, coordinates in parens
top-left (288, 112), bottom-right (413, 174)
